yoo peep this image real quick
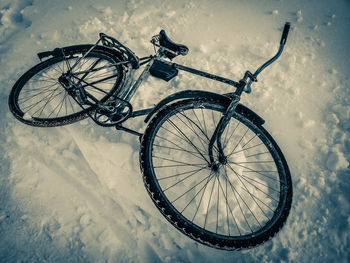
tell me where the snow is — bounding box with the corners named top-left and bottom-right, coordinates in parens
top-left (1, 0), bottom-right (350, 262)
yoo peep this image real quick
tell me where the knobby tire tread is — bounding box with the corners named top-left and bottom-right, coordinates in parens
top-left (139, 97), bottom-right (292, 250)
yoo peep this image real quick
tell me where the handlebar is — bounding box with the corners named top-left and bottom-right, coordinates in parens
top-left (280, 22), bottom-right (291, 45)
top-left (244, 22), bottom-right (291, 93)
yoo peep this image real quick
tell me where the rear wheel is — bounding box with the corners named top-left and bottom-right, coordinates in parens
top-left (140, 98), bottom-right (292, 250)
top-left (9, 45), bottom-right (125, 127)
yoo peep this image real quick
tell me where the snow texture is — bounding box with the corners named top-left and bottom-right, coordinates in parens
top-left (0, 0), bottom-right (349, 262)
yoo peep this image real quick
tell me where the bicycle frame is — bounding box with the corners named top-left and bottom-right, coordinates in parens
top-left (67, 22), bottom-right (291, 166)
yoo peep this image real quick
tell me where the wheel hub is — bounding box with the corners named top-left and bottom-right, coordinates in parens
top-left (211, 161), bottom-right (221, 172)
top-left (58, 74), bottom-right (87, 104)
top-left (58, 74), bottom-right (71, 90)
top-left (218, 155), bottom-right (227, 165)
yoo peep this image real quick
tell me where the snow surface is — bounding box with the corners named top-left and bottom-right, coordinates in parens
top-left (1, 0), bottom-right (350, 262)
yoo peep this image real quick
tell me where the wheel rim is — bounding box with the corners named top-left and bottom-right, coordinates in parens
top-left (147, 101), bottom-right (288, 240)
top-left (14, 52), bottom-right (121, 121)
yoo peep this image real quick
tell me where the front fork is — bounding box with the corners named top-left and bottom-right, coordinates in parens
top-left (208, 95), bottom-right (240, 168)
top-left (208, 80), bottom-right (246, 168)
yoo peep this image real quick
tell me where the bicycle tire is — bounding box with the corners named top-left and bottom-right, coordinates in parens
top-left (9, 45), bottom-right (125, 127)
top-left (140, 97), bottom-right (292, 250)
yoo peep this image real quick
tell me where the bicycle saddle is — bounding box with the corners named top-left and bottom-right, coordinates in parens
top-left (159, 30), bottom-right (189, 59)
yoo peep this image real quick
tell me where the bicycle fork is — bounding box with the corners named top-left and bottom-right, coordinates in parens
top-left (208, 94), bottom-right (240, 170)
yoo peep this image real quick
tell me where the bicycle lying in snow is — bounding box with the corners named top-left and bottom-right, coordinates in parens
top-left (9, 22), bottom-right (292, 250)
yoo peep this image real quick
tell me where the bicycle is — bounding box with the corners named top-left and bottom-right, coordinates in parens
top-left (8, 22), bottom-right (292, 250)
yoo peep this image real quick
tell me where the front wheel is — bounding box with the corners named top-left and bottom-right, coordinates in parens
top-left (140, 98), bottom-right (292, 250)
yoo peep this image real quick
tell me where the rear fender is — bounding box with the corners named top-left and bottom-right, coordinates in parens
top-left (37, 44), bottom-right (126, 62)
top-left (144, 90), bottom-right (265, 126)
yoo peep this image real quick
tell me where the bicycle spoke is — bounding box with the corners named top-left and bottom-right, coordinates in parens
top-left (192, 109), bottom-right (207, 137)
top-left (216, 174), bottom-right (220, 233)
top-left (39, 70), bottom-right (61, 81)
top-left (48, 91), bottom-right (68, 118)
top-left (228, 142), bottom-right (264, 157)
top-left (228, 161), bottom-right (281, 183)
top-left (241, 134), bottom-right (257, 149)
top-left (76, 58), bottom-right (107, 77)
top-left (19, 82), bottom-right (61, 103)
top-left (49, 63), bottom-right (65, 76)
top-left (180, 170), bottom-right (215, 214)
top-left (240, 173), bottom-right (280, 193)
top-left (180, 110), bottom-right (210, 141)
top-left (166, 118), bottom-right (210, 164)
top-left (227, 127), bottom-right (250, 157)
top-left (157, 167), bottom-right (205, 181)
top-left (223, 117), bottom-right (231, 149)
top-left (58, 92), bottom-right (69, 117)
top-left (64, 92), bottom-right (68, 116)
top-left (166, 167), bottom-right (209, 196)
top-left (203, 173), bottom-right (216, 229)
top-left (22, 86), bottom-right (63, 114)
top-left (83, 68), bottom-right (117, 80)
top-left (175, 111), bottom-right (211, 154)
top-left (225, 170), bottom-right (230, 235)
top-left (152, 155), bottom-right (207, 167)
top-left (34, 89), bottom-right (66, 118)
top-left (235, 161), bottom-right (275, 164)
top-left (72, 55), bottom-right (92, 73)
top-left (223, 121), bottom-right (240, 151)
top-left (227, 163), bottom-right (280, 217)
top-left (191, 170), bottom-right (215, 222)
top-left (20, 83), bottom-right (58, 93)
top-left (67, 94), bottom-right (77, 115)
top-left (26, 77), bottom-right (58, 85)
top-left (223, 166), bottom-right (253, 232)
top-left (76, 58), bottom-right (102, 83)
top-left (240, 187), bottom-right (275, 213)
top-left (238, 179), bottom-right (277, 211)
top-left (237, 175), bottom-right (279, 204)
top-left (153, 163), bottom-right (205, 169)
top-left (56, 59), bottom-right (65, 73)
top-left (178, 110), bottom-right (219, 153)
top-left (216, 170), bottom-right (241, 235)
top-left (227, 164), bottom-right (268, 223)
top-left (163, 169), bottom-right (206, 193)
top-left (153, 143), bottom-right (203, 160)
top-left (211, 109), bottom-right (217, 127)
top-left (245, 151), bottom-right (270, 158)
top-left (154, 134), bottom-right (206, 160)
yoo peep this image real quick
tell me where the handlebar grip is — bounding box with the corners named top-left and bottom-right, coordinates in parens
top-left (280, 22), bottom-right (291, 45)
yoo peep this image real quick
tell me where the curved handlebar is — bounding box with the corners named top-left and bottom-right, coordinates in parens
top-left (244, 22), bottom-right (291, 94)
top-left (280, 22), bottom-right (291, 45)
